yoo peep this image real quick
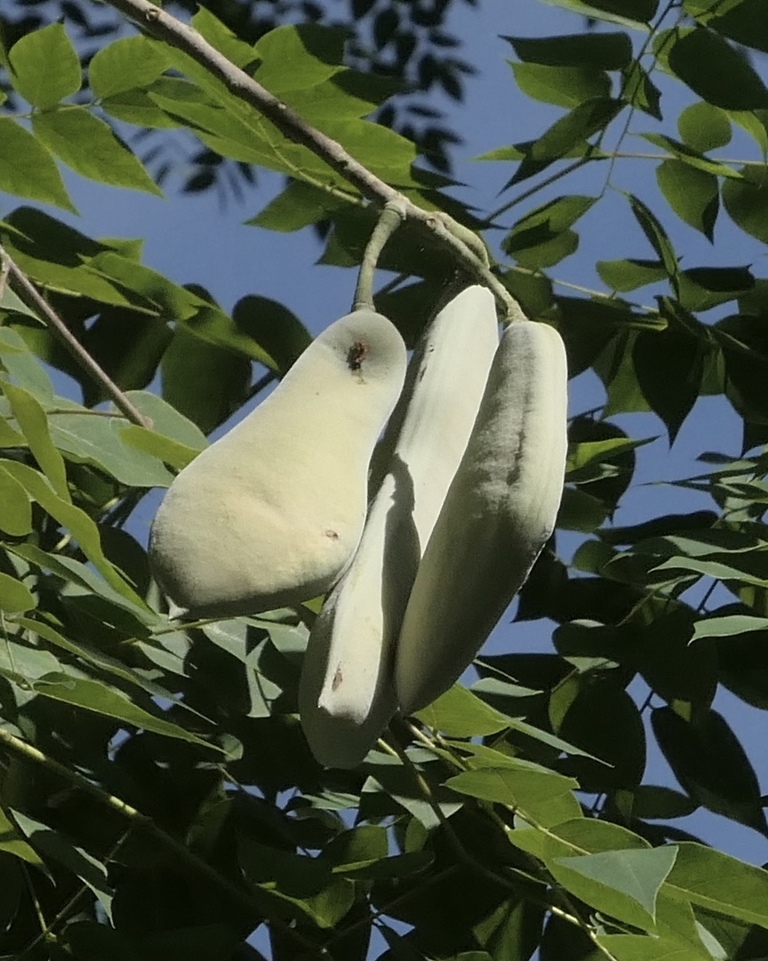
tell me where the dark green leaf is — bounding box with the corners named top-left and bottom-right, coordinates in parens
top-left (232, 296), bottom-right (312, 374)
top-left (160, 325), bottom-right (250, 434)
top-left (668, 28), bottom-right (768, 110)
top-left (632, 304), bottom-right (706, 442)
top-left (705, 0), bottom-right (768, 55)
top-left (628, 785), bottom-right (698, 820)
top-left (12, 811), bottom-right (113, 919)
top-left (504, 32), bottom-right (632, 69)
top-left (625, 193), bottom-right (678, 282)
top-left (652, 707), bottom-right (768, 834)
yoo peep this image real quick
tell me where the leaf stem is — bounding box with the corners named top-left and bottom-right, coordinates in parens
top-left (0, 246), bottom-right (151, 429)
top-left (353, 200), bottom-right (407, 311)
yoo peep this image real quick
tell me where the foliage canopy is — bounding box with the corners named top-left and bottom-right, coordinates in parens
top-left (1, 0), bottom-right (768, 959)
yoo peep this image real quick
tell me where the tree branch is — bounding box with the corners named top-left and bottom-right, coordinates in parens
top-left (0, 246), bottom-right (151, 428)
top-left (100, 0), bottom-right (522, 321)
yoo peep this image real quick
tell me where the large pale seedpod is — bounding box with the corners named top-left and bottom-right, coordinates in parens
top-left (394, 319), bottom-right (569, 716)
top-left (299, 286), bottom-right (499, 767)
top-left (149, 310), bottom-right (407, 620)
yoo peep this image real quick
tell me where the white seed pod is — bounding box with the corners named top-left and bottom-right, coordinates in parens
top-left (299, 285), bottom-right (499, 767)
top-left (149, 310), bottom-right (407, 620)
top-left (394, 319), bottom-right (568, 716)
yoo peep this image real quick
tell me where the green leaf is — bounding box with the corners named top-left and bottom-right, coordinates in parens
top-left (504, 32), bottom-right (633, 69)
top-left (0, 326), bottom-right (55, 403)
top-left (678, 102), bottom-right (732, 151)
top-left (668, 27), bottom-right (768, 110)
top-left (0, 571), bottom-right (36, 613)
top-left (121, 390), bottom-right (208, 450)
top-left (665, 843), bottom-right (768, 929)
top-left (548, 846), bottom-right (678, 929)
top-left (656, 160), bottom-right (719, 240)
top-left (504, 195), bottom-right (596, 269)
top-left (32, 108), bottom-right (163, 196)
top-left (1, 380), bottom-right (69, 500)
top-left (10, 546), bottom-right (153, 629)
top-left (0, 120), bottom-right (76, 212)
top-left (723, 171), bottom-right (768, 243)
top-left (192, 7), bottom-right (259, 69)
top-left (0, 460), bottom-right (149, 609)
top-left (625, 193), bottom-right (678, 282)
top-left (535, 0), bottom-right (659, 28)
top-left (0, 465), bottom-right (31, 535)
top-left (510, 63), bottom-right (611, 109)
top-left (249, 180), bottom-right (353, 232)
top-left (415, 684), bottom-right (516, 737)
top-left (0, 808), bottom-right (44, 866)
top-left (8, 24), bottom-right (81, 108)
top-left (46, 401), bottom-right (176, 488)
top-left (88, 34), bottom-right (170, 99)
top-left (597, 258), bottom-right (667, 292)
top-left (652, 707), bottom-right (767, 834)
top-left (118, 424), bottom-right (200, 473)
top-left (596, 932), bottom-right (706, 961)
top-left (32, 673), bottom-right (219, 749)
top-left (446, 768), bottom-right (579, 814)
top-left (642, 132), bottom-right (739, 179)
top-left (691, 613), bottom-right (768, 640)
top-left (508, 98), bottom-right (620, 186)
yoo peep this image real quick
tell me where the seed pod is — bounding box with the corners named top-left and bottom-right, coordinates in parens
top-left (299, 286), bottom-right (499, 767)
top-left (394, 319), bottom-right (568, 715)
top-left (149, 310), bottom-right (407, 620)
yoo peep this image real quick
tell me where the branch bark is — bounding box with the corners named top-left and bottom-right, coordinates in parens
top-left (100, 0), bottom-right (524, 322)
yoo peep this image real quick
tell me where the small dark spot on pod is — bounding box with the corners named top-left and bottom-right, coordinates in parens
top-left (347, 340), bottom-right (368, 371)
top-left (332, 665), bottom-right (343, 691)
top-left (325, 529), bottom-right (339, 539)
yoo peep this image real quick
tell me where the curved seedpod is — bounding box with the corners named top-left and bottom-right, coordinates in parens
top-left (149, 310), bottom-right (407, 620)
top-left (394, 318), bottom-right (568, 716)
top-left (300, 285), bottom-right (499, 767)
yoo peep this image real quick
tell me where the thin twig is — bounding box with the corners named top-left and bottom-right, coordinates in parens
top-left (0, 246), bottom-right (151, 428)
top-left (101, 0), bottom-right (521, 320)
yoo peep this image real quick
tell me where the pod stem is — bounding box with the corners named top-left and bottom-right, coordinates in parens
top-left (352, 201), bottom-right (407, 312)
